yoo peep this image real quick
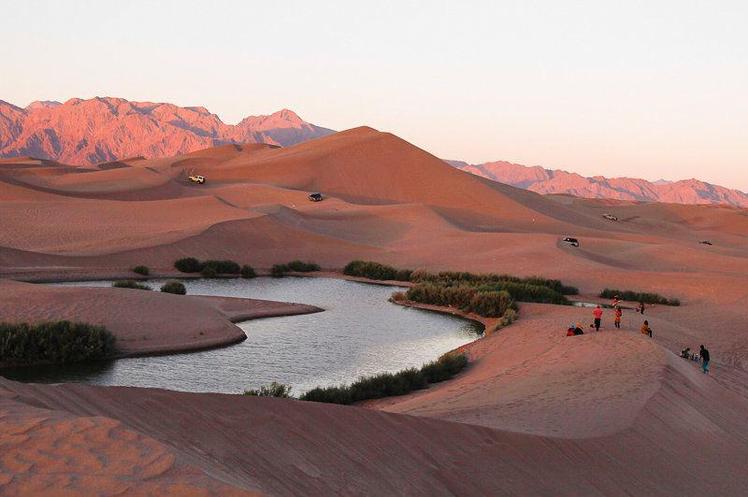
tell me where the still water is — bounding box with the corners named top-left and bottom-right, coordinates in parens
top-left (3, 277), bottom-right (481, 395)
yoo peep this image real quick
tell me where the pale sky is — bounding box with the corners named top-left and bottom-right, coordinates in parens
top-left (2, 0), bottom-right (747, 191)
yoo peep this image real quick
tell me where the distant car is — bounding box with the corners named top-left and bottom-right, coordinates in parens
top-left (188, 174), bottom-right (205, 184)
top-left (602, 214), bottom-right (619, 221)
top-left (308, 192), bottom-right (323, 202)
top-left (699, 240), bottom-right (713, 246)
top-left (562, 237), bottom-right (580, 247)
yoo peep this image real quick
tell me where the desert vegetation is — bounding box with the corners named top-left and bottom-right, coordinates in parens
top-left (131, 265), bottom-right (149, 276)
top-left (160, 281), bottom-right (187, 295)
top-left (600, 288), bottom-right (681, 306)
top-left (244, 382), bottom-right (292, 398)
top-left (271, 260), bottom-right (321, 277)
top-left (174, 257), bottom-right (203, 273)
top-left (300, 352), bottom-right (468, 404)
top-left (344, 261), bottom-right (576, 305)
top-left (411, 270), bottom-right (578, 296)
top-left (241, 264), bottom-right (257, 279)
top-left (174, 257), bottom-right (242, 277)
top-left (113, 280), bottom-right (151, 291)
top-left (201, 260), bottom-right (241, 277)
top-left (0, 321), bottom-right (116, 366)
top-left (343, 260), bottom-right (412, 281)
top-left (405, 284), bottom-right (516, 317)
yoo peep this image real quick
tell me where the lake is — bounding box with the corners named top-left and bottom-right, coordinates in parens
top-left (3, 277), bottom-right (481, 395)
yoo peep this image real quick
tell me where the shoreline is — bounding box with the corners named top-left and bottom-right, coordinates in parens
top-left (0, 280), bottom-right (324, 367)
top-left (3, 267), bottom-right (416, 286)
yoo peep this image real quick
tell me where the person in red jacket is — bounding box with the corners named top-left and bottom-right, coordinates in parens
top-left (593, 305), bottom-right (603, 331)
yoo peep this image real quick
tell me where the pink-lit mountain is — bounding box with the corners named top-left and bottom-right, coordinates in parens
top-left (449, 160), bottom-right (748, 208)
top-left (0, 97), bottom-right (333, 165)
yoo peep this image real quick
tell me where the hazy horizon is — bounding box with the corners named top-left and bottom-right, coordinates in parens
top-left (3, 0), bottom-right (746, 191)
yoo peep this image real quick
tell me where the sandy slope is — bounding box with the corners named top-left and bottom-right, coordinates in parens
top-left (2, 341), bottom-right (748, 497)
top-left (1, 127), bottom-right (747, 495)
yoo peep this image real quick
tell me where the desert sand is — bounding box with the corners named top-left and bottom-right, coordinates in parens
top-left (1, 127), bottom-right (747, 495)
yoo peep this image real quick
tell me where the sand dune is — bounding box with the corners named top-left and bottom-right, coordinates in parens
top-left (1, 127), bottom-right (747, 495)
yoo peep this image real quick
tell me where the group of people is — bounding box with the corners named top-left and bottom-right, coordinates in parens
top-left (564, 299), bottom-right (713, 375)
top-left (566, 303), bottom-right (650, 336)
top-left (681, 345), bottom-right (711, 374)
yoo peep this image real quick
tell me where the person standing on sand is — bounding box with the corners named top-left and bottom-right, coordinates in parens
top-left (700, 345), bottom-right (710, 374)
top-left (640, 320), bottom-right (652, 337)
top-left (639, 301), bottom-right (645, 315)
top-left (592, 305), bottom-right (603, 331)
top-left (614, 307), bottom-right (622, 329)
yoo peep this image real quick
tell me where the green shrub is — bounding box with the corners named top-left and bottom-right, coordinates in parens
top-left (467, 291), bottom-right (514, 317)
top-left (160, 281), bottom-right (186, 295)
top-left (600, 288), bottom-right (680, 306)
top-left (202, 260), bottom-right (241, 274)
top-left (405, 284), bottom-right (515, 317)
top-left (476, 281), bottom-right (569, 305)
top-left (132, 265), bottom-right (149, 276)
top-left (300, 353), bottom-right (468, 405)
top-left (350, 368), bottom-right (427, 400)
top-left (174, 258), bottom-right (242, 277)
top-left (271, 264), bottom-right (290, 277)
top-left (113, 280), bottom-right (151, 291)
top-left (244, 382), bottom-right (292, 398)
top-left (287, 260), bottom-right (321, 272)
top-left (411, 271), bottom-right (578, 297)
top-left (0, 321), bottom-right (116, 366)
top-left (343, 260), bottom-right (412, 281)
top-left (523, 277), bottom-right (578, 295)
top-left (241, 265), bottom-right (257, 279)
top-left (174, 257), bottom-right (203, 273)
top-left (421, 353), bottom-right (468, 383)
top-left (200, 265), bottom-right (218, 278)
top-left (300, 385), bottom-right (353, 404)
top-left (271, 261), bottom-right (321, 277)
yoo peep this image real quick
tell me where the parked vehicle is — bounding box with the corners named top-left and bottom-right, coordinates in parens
top-left (188, 174), bottom-right (206, 184)
top-left (308, 192), bottom-right (323, 202)
top-left (699, 240), bottom-right (713, 246)
top-left (602, 213), bottom-right (619, 221)
top-left (562, 236), bottom-right (580, 247)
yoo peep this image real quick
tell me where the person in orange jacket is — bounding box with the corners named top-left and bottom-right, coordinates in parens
top-left (614, 307), bottom-right (622, 329)
top-left (640, 320), bottom-right (653, 337)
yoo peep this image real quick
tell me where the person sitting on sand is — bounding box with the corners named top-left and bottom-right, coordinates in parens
top-left (640, 320), bottom-right (652, 337)
top-left (592, 305), bottom-right (603, 331)
top-left (614, 307), bottom-right (622, 329)
top-left (574, 323), bottom-right (584, 335)
top-left (700, 345), bottom-right (710, 374)
top-left (567, 324), bottom-right (575, 337)
top-left (681, 347), bottom-right (691, 359)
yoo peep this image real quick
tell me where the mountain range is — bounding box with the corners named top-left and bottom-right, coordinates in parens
top-left (0, 96), bottom-right (744, 208)
top-left (0, 97), bottom-right (333, 165)
top-left (448, 160), bottom-right (748, 208)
